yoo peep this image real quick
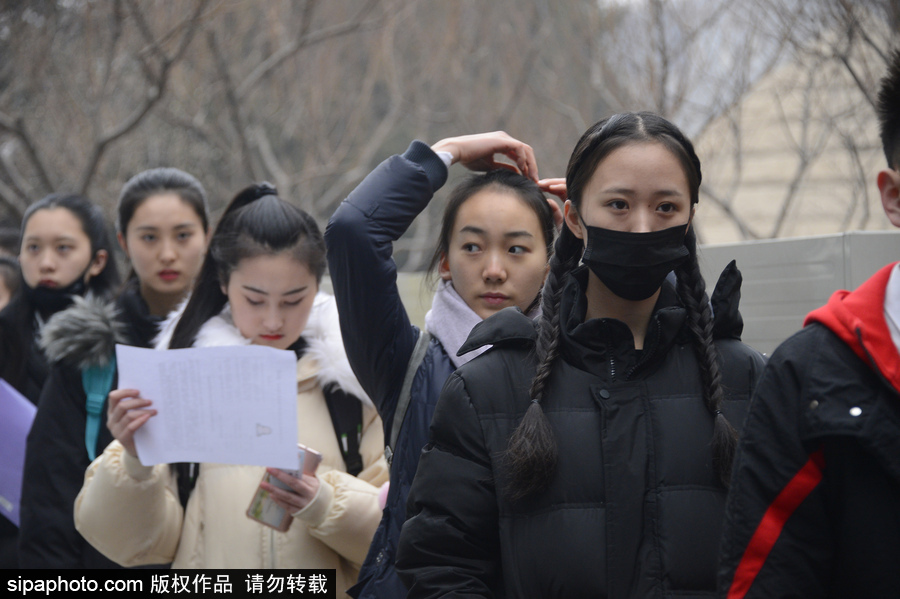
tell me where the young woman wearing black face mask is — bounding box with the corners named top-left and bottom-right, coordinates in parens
top-left (396, 113), bottom-right (767, 598)
top-left (0, 193), bottom-right (118, 568)
top-left (0, 194), bottom-right (119, 406)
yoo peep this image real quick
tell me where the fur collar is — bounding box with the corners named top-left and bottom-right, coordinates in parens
top-left (40, 295), bottom-right (127, 370)
top-left (155, 292), bottom-right (372, 408)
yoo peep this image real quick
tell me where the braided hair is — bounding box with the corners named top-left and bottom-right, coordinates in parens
top-left (505, 112), bottom-right (737, 499)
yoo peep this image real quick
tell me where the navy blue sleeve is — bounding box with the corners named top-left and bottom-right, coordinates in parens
top-left (325, 140), bottom-right (448, 431)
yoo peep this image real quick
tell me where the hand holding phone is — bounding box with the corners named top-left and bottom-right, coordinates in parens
top-left (246, 444), bottom-right (323, 531)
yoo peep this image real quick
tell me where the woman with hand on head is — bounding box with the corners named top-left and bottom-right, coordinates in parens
top-left (0, 193), bottom-right (118, 569)
top-left (396, 113), bottom-right (767, 598)
top-left (18, 168), bottom-right (210, 569)
top-left (326, 131), bottom-right (558, 598)
top-left (74, 183), bottom-right (387, 587)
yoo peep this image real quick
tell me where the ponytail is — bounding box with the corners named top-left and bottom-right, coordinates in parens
top-left (675, 228), bottom-right (738, 486)
top-left (505, 224), bottom-right (582, 500)
top-left (169, 182), bottom-right (324, 350)
top-left (168, 183), bottom-right (278, 350)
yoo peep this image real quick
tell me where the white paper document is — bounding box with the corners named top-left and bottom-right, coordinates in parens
top-left (116, 344), bottom-right (299, 469)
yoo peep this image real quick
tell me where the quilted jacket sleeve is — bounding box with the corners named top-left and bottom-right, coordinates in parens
top-left (396, 372), bottom-right (501, 598)
top-left (295, 404), bottom-right (389, 567)
top-left (74, 441), bottom-right (184, 567)
top-left (324, 141), bottom-right (447, 430)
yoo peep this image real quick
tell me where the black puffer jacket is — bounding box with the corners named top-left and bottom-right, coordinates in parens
top-left (718, 263), bottom-right (900, 598)
top-left (18, 283), bottom-right (163, 569)
top-left (397, 266), bottom-right (766, 599)
top-left (0, 291), bottom-right (48, 405)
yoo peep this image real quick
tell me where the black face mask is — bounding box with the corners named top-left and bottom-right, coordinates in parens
top-left (25, 271), bottom-right (89, 317)
top-left (581, 223), bottom-right (690, 301)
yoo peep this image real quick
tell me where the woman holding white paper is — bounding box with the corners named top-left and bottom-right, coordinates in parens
top-left (74, 183), bottom-right (387, 588)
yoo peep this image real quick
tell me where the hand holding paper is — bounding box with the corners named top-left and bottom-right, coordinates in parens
top-left (115, 344), bottom-right (299, 469)
top-left (106, 388), bottom-right (156, 458)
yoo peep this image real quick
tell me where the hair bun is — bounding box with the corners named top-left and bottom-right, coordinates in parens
top-left (254, 182), bottom-right (278, 199)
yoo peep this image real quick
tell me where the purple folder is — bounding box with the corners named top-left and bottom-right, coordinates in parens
top-left (0, 378), bottom-right (36, 527)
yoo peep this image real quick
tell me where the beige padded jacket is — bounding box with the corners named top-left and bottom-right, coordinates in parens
top-left (74, 294), bottom-right (387, 595)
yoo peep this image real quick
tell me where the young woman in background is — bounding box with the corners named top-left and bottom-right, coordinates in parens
top-left (18, 168), bottom-right (210, 568)
top-left (0, 193), bottom-right (118, 568)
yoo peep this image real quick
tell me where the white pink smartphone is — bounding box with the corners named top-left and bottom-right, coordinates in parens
top-left (246, 444), bottom-right (323, 532)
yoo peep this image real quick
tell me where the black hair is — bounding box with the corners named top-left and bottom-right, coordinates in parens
top-left (20, 193), bottom-right (120, 298)
top-left (426, 169), bottom-right (556, 284)
top-left (505, 112), bottom-right (737, 500)
top-left (0, 255), bottom-right (20, 300)
top-left (168, 182), bottom-right (325, 350)
top-left (877, 49), bottom-right (900, 170)
top-left (116, 167), bottom-right (210, 286)
top-left (117, 167), bottom-right (211, 235)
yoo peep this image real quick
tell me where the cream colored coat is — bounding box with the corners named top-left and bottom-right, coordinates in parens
top-left (74, 294), bottom-right (387, 594)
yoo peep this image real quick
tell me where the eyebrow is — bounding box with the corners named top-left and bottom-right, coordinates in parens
top-left (459, 225), bottom-right (535, 239)
top-left (24, 234), bottom-right (79, 243)
top-left (133, 223), bottom-right (199, 231)
top-left (242, 285), bottom-right (308, 296)
top-left (601, 187), bottom-right (685, 198)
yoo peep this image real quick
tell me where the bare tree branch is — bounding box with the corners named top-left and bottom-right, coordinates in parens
top-left (0, 112), bottom-right (55, 194)
top-left (208, 30), bottom-right (258, 181)
top-left (0, 140), bottom-right (37, 201)
top-left (700, 184), bottom-right (761, 240)
top-left (236, 0), bottom-right (381, 99)
top-left (78, 0), bottom-right (210, 193)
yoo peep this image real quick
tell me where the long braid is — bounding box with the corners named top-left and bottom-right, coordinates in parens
top-left (675, 228), bottom-right (738, 487)
top-left (505, 225), bottom-right (582, 500)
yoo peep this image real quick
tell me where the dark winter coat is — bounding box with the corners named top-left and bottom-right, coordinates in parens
top-left (0, 292), bottom-right (57, 568)
top-left (718, 262), bottom-right (900, 599)
top-left (0, 291), bottom-right (48, 405)
top-left (396, 266), bottom-right (767, 599)
top-left (18, 283), bottom-right (163, 569)
top-left (325, 141), bottom-right (456, 598)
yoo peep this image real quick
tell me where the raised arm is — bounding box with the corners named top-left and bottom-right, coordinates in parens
top-left (325, 133), bottom-right (539, 429)
top-left (325, 141), bottom-right (447, 428)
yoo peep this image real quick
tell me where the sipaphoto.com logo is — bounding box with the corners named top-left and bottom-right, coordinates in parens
top-left (7, 576), bottom-right (141, 596)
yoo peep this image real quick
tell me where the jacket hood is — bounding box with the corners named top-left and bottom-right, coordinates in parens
top-left (804, 262), bottom-right (900, 393)
top-left (155, 292), bottom-right (373, 408)
top-left (39, 295), bottom-right (127, 370)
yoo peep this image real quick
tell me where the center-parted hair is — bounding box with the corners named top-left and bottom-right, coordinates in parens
top-left (426, 169), bottom-right (556, 282)
top-left (117, 167), bottom-right (210, 235)
top-left (505, 112), bottom-right (737, 500)
top-left (21, 193), bottom-right (120, 299)
top-left (168, 182), bottom-right (325, 350)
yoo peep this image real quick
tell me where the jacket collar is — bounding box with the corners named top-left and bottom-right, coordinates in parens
top-left (805, 262), bottom-right (900, 394)
top-left (39, 294), bottom-right (128, 369)
top-left (559, 266), bottom-right (686, 378)
top-left (458, 266), bottom-right (689, 379)
top-left (458, 306), bottom-right (537, 355)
